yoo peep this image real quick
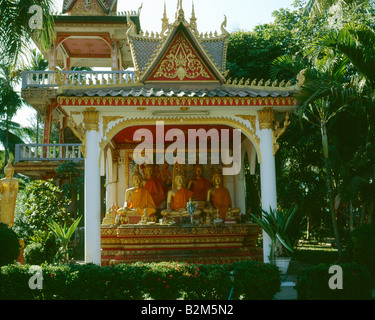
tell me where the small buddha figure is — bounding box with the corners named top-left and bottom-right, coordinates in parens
top-left (143, 164), bottom-right (166, 208)
top-left (118, 166), bottom-right (156, 219)
top-left (187, 164), bottom-right (211, 202)
top-left (0, 160), bottom-right (19, 228)
top-left (162, 171), bottom-right (199, 218)
top-left (205, 168), bottom-right (240, 222)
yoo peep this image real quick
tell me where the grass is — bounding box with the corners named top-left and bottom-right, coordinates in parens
top-left (292, 240), bottom-right (340, 265)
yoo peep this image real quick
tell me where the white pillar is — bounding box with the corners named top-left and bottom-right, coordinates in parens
top-left (258, 109), bottom-right (277, 263)
top-left (83, 109), bottom-right (101, 265)
top-left (234, 157), bottom-right (246, 215)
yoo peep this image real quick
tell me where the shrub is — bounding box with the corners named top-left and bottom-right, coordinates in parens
top-left (231, 260), bottom-right (281, 300)
top-left (23, 233), bottom-right (57, 265)
top-left (139, 262), bottom-right (185, 300)
top-left (0, 260), bottom-right (284, 300)
top-left (0, 264), bottom-right (35, 300)
top-left (23, 180), bottom-right (73, 233)
top-left (346, 224), bottom-right (375, 275)
top-left (0, 223), bottom-right (20, 267)
top-left (296, 263), bottom-right (374, 300)
top-left (182, 263), bottom-right (233, 300)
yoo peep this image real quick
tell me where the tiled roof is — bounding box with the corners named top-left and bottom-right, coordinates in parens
top-left (62, 85), bottom-right (297, 98)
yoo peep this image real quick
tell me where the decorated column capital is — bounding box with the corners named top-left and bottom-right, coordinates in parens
top-left (257, 107), bottom-right (275, 130)
top-left (83, 107), bottom-right (99, 132)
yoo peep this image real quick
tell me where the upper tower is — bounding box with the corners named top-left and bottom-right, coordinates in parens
top-left (126, 0), bottom-right (229, 84)
top-left (62, 0), bottom-right (118, 16)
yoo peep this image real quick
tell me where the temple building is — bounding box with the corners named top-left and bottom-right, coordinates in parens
top-left (18, 0), bottom-right (302, 266)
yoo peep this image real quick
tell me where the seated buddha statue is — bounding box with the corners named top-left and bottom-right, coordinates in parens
top-left (118, 166), bottom-right (156, 222)
top-left (161, 170), bottom-right (201, 219)
top-left (204, 168), bottom-right (240, 222)
top-left (143, 164), bottom-right (166, 208)
top-left (187, 164), bottom-right (211, 203)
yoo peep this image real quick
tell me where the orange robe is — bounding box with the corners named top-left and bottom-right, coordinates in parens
top-left (211, 187), bottom-right (232, 220)
top-left (128, 187), bottom-right (156, 216)
top-left (191, 177), bottom-right (211, 201)
top-left (144, 175), bottom-right (166, 207)
top-left (171, 188), bottom-right (194, 211)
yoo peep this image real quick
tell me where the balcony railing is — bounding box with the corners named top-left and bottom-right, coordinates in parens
top-left (22, 70), bottom-right (137, 89)
top-left (15, 144), bottom-right (83, 162)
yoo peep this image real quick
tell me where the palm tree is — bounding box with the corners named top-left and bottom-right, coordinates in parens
top-left (0, 0), bottom-right (55, 67)
top-left (272, 52), bottom-right (358, 257)
top-left (0, 63), bottom-right (34, 164)
top-left (303, 0), bottom-right (358, 17)
top-left (296, 54), bottom-right (360, 257)
top-left (320, 23), bottom-right (375, 89)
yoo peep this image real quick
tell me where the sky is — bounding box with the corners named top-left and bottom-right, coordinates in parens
top-left (15, 0), bottom-right (297, 128)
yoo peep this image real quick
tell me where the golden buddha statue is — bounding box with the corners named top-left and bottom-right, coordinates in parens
top-left (143, 164), bottom-right (166, 208)
top-left (187, 164), bottom-right (211, 203)
top-left (161, 169), bottom-right (201, 219)
top-left (118, 166), bottom-right (156, 222)
top-left (102, 203), bottom-right (119, 226)
top-left (204, 168), bottom-right (240, 222)
top-left (0, 160), bottom-right (19, 227)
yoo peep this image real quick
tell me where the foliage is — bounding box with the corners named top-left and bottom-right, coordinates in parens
top-left (345, 224), bottom-right (375, 275)
top-left (231, 260), bottom-right (281, 300)
top-left (295, 263), bottom-right (374, 300)
top-left (140, 262), bottom-right (186, 300)
top-left (0, 260), bottom-right (283, 300)
top-left (23, 180), bottom-right (73, 234)
top-left (251, 206), bottom-right (297, 263)
top-left (0, 0), bottom-right (56, 67)
top-left (23, 235), bottom-right (57, 265)
top-left (47, 216), bottom-right (82, 264)
top-left (0, 223), bottom-right (20, 267)
top-left (55, 162), bottom-right (84, 192)
top-left (181, 263), bottom-right (233, 300)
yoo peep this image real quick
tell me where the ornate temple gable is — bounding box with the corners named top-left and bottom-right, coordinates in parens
top-left (146, 30), bottom-right (218, 83)
top-left (63, 0), bottom-right (117, 15)
top-left (127, 1), bottom-right (227, 84)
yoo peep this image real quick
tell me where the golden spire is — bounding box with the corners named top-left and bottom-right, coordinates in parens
top-left (190, 1), bottom-right (198, 34)
top-left (175, 0), bottom-right (185, 21)
top-left (161, 1), bottom-right (169, 36)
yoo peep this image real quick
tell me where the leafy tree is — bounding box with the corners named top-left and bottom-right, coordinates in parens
top-left (23, 180), bottom-right (73, 239)
top-left (0, 0), bottom-right (55, 67)
top-left (0, 63), bottom-right (34, 164)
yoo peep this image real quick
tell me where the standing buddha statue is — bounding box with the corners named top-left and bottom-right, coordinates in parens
top-left (0, 160), bottom-right (19, 227)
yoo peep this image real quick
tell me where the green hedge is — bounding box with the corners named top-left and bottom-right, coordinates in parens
top-left (0, 260), bottom-right (281, 300)
top-left (0, 223), bottom-right (20, 267)
top-left (295, 263), bottom-right (374, 300)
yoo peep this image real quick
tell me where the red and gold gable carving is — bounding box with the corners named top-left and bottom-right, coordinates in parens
top-left (70, 0), bottom-right (106, 16)
top-left (147, 31), bottom-right (217, 82)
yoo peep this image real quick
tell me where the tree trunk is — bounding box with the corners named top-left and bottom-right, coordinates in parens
top-left (321, 121), bottom-right (343, 257)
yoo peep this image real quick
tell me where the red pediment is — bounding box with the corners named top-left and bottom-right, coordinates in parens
top-left (146, 30), bottom-right (218, 83)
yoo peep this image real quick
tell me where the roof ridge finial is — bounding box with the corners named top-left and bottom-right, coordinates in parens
top-left (161, 1), bottom-right (169, 36)
top-left (190, 0), bottom-right (198, 33)
top-left (175, 0), bottom-right (185, 21)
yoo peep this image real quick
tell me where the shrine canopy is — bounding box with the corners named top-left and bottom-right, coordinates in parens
top-left (57, 1), bottom-right (301, 114)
